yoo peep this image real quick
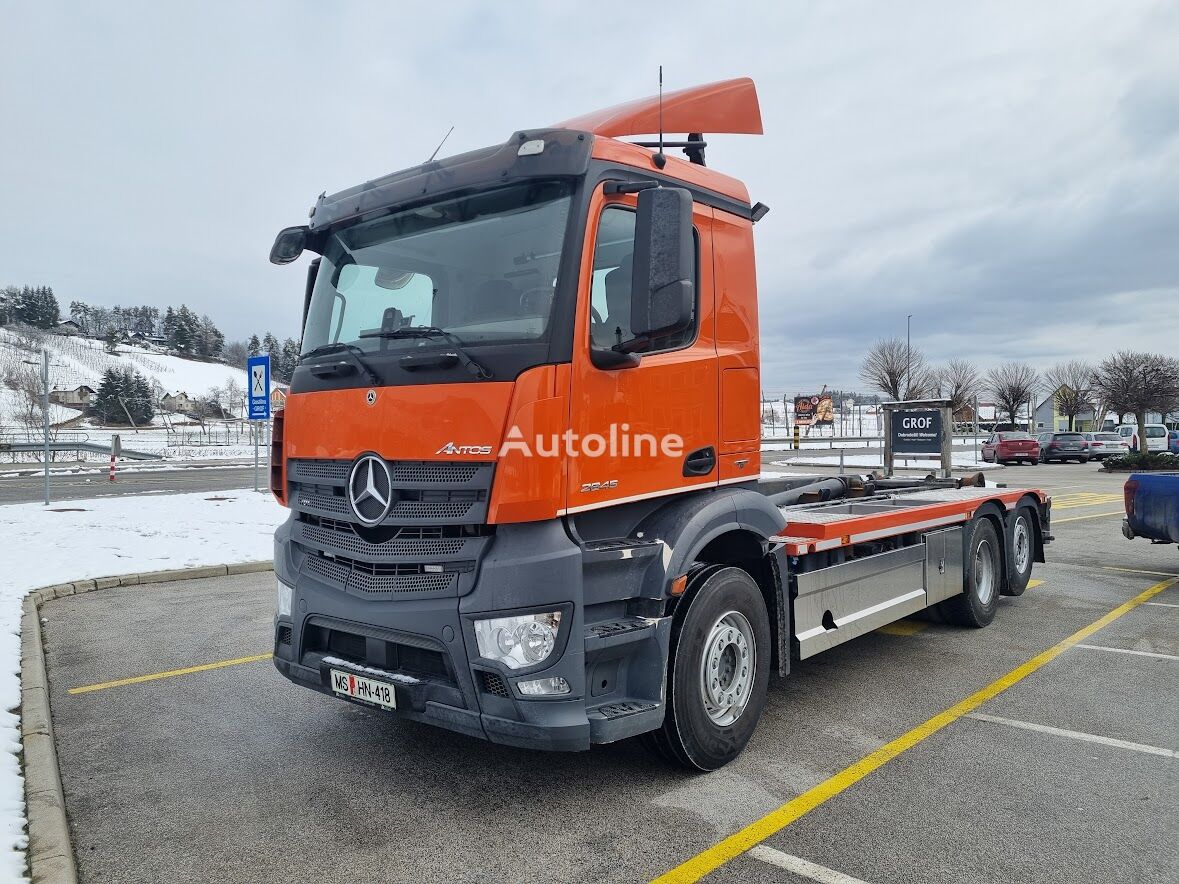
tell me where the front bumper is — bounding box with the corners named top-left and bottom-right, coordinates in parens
top-left (272, 516), bottom-right (670, 752)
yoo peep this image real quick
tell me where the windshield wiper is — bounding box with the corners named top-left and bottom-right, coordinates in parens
top-left (360, 326), bottom-right (493, 380)
top-left (299, 342), bottom-right (380, 385)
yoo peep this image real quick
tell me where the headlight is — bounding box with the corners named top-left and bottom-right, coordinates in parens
top-left (473, 611), bottom-right (562, 669)
top-left (276, 579), bottom-right (292, 618)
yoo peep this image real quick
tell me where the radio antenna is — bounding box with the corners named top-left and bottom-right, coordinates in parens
top-left (654, 66), bottom-right (667, 169)
top-left (426, 125), bottom-right (454, 164)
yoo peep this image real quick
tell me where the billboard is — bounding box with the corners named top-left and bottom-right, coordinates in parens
top-left (889, 408), bottom-right (943, 454)
top-left (794, 394), bottom-right (834, 427)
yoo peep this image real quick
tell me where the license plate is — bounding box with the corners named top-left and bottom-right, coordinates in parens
top-left (329, 669), bottom-right (397, 709)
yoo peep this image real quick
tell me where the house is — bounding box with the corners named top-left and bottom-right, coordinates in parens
top-left (161, 391), bottom-right (194, 414)
top-left (48, 384), bottom-right (96, 409)
top-left (53, 319), bottom-right (83, 336)
top-left (1034, 388), bottom-right (1097, 432)
top-left (270, 384), bottom-right (289, 412)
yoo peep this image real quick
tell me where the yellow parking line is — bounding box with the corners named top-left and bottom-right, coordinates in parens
top-left (1028, 579), bottom-right (1044, 589)
top-left (1103, 566), bottom-right (1179, 578)
top-left (68, 653), bottom-right (271, 695)
top-left (649, 576), bottom-right (1176, 884)
top-left (1053, 511), bottom-right (1124, 524)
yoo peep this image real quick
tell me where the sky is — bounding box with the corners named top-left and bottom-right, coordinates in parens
top-left (2, 0), bottom-right (1177, 392)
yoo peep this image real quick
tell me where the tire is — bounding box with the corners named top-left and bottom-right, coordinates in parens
top-left (1002, 507), bottom-right (1035, 596)
top-left (644, 566), bottom-right (771, 771)
top-left (939, 518), bottom-right (1002, 627)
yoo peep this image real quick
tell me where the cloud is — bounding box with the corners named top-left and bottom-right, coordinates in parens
top-left (2, 0), bottom-right (1177, 393)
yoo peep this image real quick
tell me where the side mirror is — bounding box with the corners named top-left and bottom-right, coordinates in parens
top-left (630, 187), bottom-right (694, 338)
top-left (270, 226), bottom-right (308, 265)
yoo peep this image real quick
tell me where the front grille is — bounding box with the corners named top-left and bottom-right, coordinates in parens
top-left (277, 625), bottom-right (292, 646)
top-left (391, 462), bottom-right (481, 484)
top-left (389, 499), bottom-right (478, 520)
top-left (481, 671), bottom-right (510, 698)
top-left (287, 458), bottom-right (494, 598)
top-left (289, 460), bottom-right (350, 483)
top-left (301, 523), bottom-right (466, 558)
top-left (305, 554), bottom-right (457, 596)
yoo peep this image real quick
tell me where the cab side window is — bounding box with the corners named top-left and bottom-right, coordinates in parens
top-left (589, 205), bottom-right (698, 355)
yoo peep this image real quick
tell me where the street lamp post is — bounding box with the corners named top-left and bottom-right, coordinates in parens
top-left (905, 314), bottom-right (912, 400)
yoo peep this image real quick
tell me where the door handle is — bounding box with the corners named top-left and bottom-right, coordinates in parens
top-left (683, 446), bottom-right (716, 477)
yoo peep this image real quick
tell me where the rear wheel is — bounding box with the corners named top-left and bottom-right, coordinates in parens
top-left (939, 518), bottom-right (1001, 627)
top-left (643, 567), bottom-right (771, 771)
top-left (1002, 508), bottom-right (1035, 596)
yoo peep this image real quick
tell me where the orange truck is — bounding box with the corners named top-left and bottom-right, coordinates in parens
top-left (267, 78), bottom-right (1051, 769)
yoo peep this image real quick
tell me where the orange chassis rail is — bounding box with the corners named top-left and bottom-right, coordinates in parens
top-left (773, 487), bottom-right (1049, 557)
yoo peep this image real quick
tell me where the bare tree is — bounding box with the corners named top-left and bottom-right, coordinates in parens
top-left (933, 359), bottom-right (980, 416)
top-left (1043, 360), bottom-right (1095, 431)
top-left (985, 362), bottom-right (1039, 428)
top-left (1091, 351), bottom-right (1179, 450)
top-left (859, 337), bottom-right (935, 400)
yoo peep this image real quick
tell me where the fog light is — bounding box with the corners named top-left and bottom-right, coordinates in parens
top-left (473, 611), bottom-right (562, 669)
top-left (276, 579), bottom-right (292, 618)
top-left (518, 677), bottom-right (570, 696)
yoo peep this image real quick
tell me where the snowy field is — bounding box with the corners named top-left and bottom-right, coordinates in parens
top-left (0, 490), bottom-right (286, 882)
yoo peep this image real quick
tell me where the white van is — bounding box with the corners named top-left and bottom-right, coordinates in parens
top-left (1115, 423), bottom-right (1169, 452)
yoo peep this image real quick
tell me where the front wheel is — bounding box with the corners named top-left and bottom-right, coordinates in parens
top-left (939, 518), bottom-right (1001, 627)
top-left (643, 567), bottom-right (771, 771)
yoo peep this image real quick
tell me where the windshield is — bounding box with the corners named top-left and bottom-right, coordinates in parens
top-left (1094, 433), bottom-right (1121, 441)
top-left (1145, 426), bottom-right (1167, 438)
top-left (999, 432), bottom-right (1032, 440)
top-left (302, 180), bottom-right (573, 356)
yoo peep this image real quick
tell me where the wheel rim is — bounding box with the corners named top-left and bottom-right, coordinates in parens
top-left (1013, 518), bottom-right (1031, 574)
top-left (699, 610), bottom-right (756, 727)
top-left (974, 539), bottom-right (997, 605)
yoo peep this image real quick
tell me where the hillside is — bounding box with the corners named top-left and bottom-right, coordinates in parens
top-left (0, 328), bottom-right (247, 407)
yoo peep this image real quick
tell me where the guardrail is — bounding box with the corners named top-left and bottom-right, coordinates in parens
top-left (0, 441), bottom-right (162, 460)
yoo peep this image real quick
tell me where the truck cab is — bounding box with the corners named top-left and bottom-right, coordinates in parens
top-left (269, 79), bottom-right (1050, 770)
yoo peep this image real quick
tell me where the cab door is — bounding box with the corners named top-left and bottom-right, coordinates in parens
top-left (565, 185), bottom-right (718, 514)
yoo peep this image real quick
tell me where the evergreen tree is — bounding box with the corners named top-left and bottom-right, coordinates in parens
top-left (92, 369), bottom-right (127, 423)
top-left (131, 372), bottom-right (155, 423)
top-left (93, 369), bottom-right (154, 424)
top-left (195, 314), bottom-right (224, 358)
top-left (247, 334), bottom-right (261, 357)
top-left (262, 332), bottom-right (280, 358)
top-left (279, 338), bottom-right (301, 381)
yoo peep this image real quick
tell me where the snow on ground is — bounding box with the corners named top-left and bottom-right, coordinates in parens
top-left (773, 453), bottom-right (998, 470)
top-left (0, 489), bottom-right (286, 882)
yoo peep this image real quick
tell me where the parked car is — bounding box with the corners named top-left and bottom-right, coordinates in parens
top-left (981, 431), bottom-right (1039, 465)
top-left (1037, 431), bottom-right (1090, 463)
top-left (1169, 429), bottom-right (1179, 454)
top-left (1122, 472), bottom-right (1179, 545)
top-left (1115, 423), bottom-right (1170, 453)
top-left (1081, 432), bottom-right (1130, 460)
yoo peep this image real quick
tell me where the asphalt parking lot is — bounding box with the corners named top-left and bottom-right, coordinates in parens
top-left (39, 461), bottom-right (1178, 883)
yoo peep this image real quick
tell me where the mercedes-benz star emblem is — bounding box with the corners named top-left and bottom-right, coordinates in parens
top-left (348, 455), bottom-right (394, 525)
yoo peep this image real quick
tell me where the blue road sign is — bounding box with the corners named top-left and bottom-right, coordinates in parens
top-left (247, 355), bottom-right (271, 420)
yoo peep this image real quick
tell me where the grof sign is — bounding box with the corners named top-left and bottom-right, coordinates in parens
top-left (891, 409), bottom-right (942, 454)
top-left (881, 399), bottom-right (952, 477)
